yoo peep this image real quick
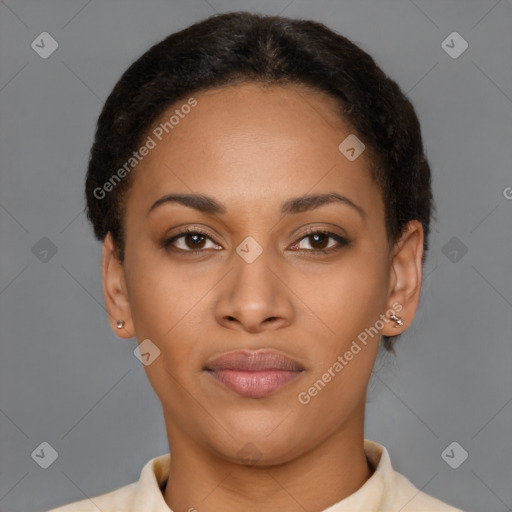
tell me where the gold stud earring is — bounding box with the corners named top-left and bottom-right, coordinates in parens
top-left (389, 314), bottom-right (404, 328)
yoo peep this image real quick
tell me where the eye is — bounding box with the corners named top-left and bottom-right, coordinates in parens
top-left (163, 227), bottom-right (221, 253)
top-left (162, 227), bottom-right (349, 255)
top-left (289, 228), bottom-right (350, 254)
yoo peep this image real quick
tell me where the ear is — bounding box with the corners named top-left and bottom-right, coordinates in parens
top-left (382, 220), bottom-right (424, 336)
top-left (102, 232), bottom-right (134, 339)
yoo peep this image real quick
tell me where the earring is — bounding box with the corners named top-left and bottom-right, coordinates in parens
top-left (116, 320), bottom-right (125, 329)
top-left (389, 314), bottom-right (404, 328)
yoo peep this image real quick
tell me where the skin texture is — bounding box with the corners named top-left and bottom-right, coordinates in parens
top-left (101, 82), bottom-right (424, 512)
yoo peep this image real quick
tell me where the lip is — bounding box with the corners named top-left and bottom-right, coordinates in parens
top-left (204, 349), bottom-right (304, 398)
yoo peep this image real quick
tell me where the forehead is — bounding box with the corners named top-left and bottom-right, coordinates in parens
top-left (126, 82), bottom-right (383, 221)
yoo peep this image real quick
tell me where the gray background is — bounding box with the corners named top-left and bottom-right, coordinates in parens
top-left (0, 1), bottom-right (511, 511)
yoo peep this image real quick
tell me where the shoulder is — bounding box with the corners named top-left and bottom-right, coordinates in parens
top-left (362, 439), bottom-right (465, 512)
top-left (46, 481), bottom-right (137, 511)
top-left (45, 453), bottom-right (171, 512)
top-left (389, 469), bottom-right (465, 512)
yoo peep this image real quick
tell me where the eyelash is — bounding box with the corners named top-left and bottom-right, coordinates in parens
top-left (162, 227), bottom-right (350, 256)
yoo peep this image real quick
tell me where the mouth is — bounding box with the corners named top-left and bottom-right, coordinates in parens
top-left (203, 349), bottom-right (305, 399)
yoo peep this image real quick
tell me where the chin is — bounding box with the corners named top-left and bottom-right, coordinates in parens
top-left (203, 419), bottom-right (314, 467)
top-left (217, 441), bottom-right (303, 467)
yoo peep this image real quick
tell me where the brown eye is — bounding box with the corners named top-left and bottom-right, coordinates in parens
top-left (181, 233), bottom-right (208, 250)
top-left (290, 229), bottom-right (349, 254)
top-left (163, 229), bottom-right (221, 252)
top-left (163, 227), bottom-right (349, 256)
top-left (307, 232), bottom-right (330, 250)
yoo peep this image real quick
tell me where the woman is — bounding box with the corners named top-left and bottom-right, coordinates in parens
top-left (49, 11), bottom-right (464, 512)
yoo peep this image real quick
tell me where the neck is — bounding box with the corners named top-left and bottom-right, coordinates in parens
top-left (163, 402), bottom-right (373, 512)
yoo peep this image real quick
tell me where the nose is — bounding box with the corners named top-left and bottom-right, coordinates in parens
top-left (214, 247), bottom-right (294, 334)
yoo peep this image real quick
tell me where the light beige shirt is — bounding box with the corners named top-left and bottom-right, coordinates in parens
top-left (47, 439), bottom-right (464, 511)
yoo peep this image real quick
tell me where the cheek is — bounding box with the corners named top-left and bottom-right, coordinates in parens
top-left (295, 267), bottom-right (384, 418)
top-left (298, 255), bottom-right (388, 397)
top-left (124, 251), bottom-right (211, 373)
top-left (300, 257), bottom-right (388, 337)
top-left (293, 350), bottom-right (374, 447)
top-left (125, 246), bottom-right (187, 333)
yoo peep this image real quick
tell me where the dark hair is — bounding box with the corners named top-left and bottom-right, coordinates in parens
top-left (85, 11), bottom-right (435, 352)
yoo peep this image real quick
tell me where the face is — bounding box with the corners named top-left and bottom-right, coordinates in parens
top-left (102, 82), bottom-right (423, 466)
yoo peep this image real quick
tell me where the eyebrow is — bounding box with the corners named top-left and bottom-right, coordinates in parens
top-left (147, 192), bottom-right (366, 219)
